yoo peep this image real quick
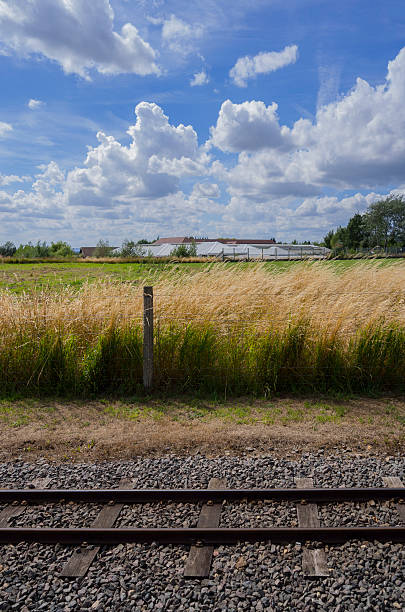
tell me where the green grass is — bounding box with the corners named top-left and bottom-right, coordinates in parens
top-left (1, 319), bottom-right (405, 398)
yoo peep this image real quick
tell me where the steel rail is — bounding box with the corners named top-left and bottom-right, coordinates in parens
top-left (0, 488), bottom-right (403, 504)
top-left (0, 527), bottom-right (403, 545)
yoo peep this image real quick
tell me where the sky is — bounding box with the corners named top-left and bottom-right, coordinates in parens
top-left (1, 1), bottom-right (405, 246)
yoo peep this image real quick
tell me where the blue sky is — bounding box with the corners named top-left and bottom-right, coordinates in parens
top-left (1, 0), bottom-right (405, 246)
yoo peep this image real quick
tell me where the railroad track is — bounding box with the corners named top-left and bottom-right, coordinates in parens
top-left (0, 477), bottom-right (403, 579)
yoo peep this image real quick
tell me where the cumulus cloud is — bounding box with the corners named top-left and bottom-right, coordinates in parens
top-left (0, 174), bottom-right (30, 186)
top-left (5, 48), bottom-right (405, 243)
top-left (210, 100), bottom-right (293, 152)
top-left (0, 0), bottom-right (159, 78)
top-left (28, 99), bottom-right (45, 110)
top-left (65, 101), bottom-right (207, 207)
top-left (0, 121), bottom-right (12, 137)
top-left (0, 162), bottom-right (65, 220)
top-left (190, 70), bottom-right (209, 87)
top-left (192, 182), bottom-right (220, 198)
top-left (161, 14), bottom-right (203, 55)
top-left (229, 45), bottom-right (298, 87)
top-left (211, 45), bottom-right (405, 229)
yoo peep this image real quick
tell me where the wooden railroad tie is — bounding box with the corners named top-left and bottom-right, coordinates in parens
top-left (0, 477), bottom-right (51, 528)
top-left (184, 477), bottom-right (226, 579)
top-left (60, 478), bottom-right (132, 578)
top-left (382, 476), bottom-right (405, 523)
top-left (295, 477), bottom-right (329, 577)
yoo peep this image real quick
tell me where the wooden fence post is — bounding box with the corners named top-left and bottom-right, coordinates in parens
top-left (143, 286), bottom-right (153, 390)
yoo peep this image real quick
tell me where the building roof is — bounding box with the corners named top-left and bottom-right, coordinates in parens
top-left (152, 237), bottom-right (195, 245)
top-left (217, 239), bottom-right (276, 245)
top-left (152, 237), bottom-right (276, 245)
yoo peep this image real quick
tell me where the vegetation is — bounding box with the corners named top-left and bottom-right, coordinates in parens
top-left (1, 261), bottom-right (405, 397)
top-left (170, 241), bottom-right (197, 257)
top-left (0, 240), bottom-right (75, 258)
top-left (324, 195), bottom-right (405, 251)
top-left (117, 239), bottom-right (147, 257)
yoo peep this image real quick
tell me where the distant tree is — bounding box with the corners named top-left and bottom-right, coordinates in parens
top-left (170, 241), bottom-right (197, 257)
top-left (137, 239), bottom-right (150, 245)
top-left (330, 227), bottom-right (348, 250)
top-left (322, 230), bottom-right (335, 249)
top-left (49, 241), bottom-right (75, 257)
top-left (94, 239), bottom-right (113, 258)
top-left (119, 239), bottom-right (146, 257)
top-left (15, 241), bottom-right (50, 258)
top-left (346, 214), bottom-right (365, 250)
top-left (363, 196), bottom-right (405, 248)
top-left (0, 241), bottom-right (16, 256)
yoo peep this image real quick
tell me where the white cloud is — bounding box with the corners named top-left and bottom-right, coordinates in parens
top-left (4, 48), bottom-right (405, 243)
top-left (0, 174), bottom-right (30, 186)
top-left (211, 47), bottom-right (405, 225)
top-left (65, 101), bottom-right (207, 207)
top-left (0, 162), bottom-right (65, 220)
top-left (317, 63), bottom-right (341, 109)
top-left (28, 99), bottom-right (45, 110)
top-left (229, 45), bottom-right (298, 87)
top-left (0, 121), bottom-right (12, 137)
top-left (210, 100), bottom-right (293, 152)
top-left (0, 0), bottom-right (159, 78)
top-left (190, 70), bottom-right (209, 87)
top-left (161, 14), bottom-right (203, 55)
top-left (192, 182), bottom-right (220, 198)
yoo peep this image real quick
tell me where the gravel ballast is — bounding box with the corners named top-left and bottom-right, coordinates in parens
top-left (0, 452), bottom-right (403, 611)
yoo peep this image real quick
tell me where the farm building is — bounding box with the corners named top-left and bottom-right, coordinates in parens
top-left (144, 238), bottom-right (330, 259)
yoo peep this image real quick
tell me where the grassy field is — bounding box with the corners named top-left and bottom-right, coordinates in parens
top-left (1, 259), bottom-right (405, 397)
top-left (0, 258), bottom-right (393, 293)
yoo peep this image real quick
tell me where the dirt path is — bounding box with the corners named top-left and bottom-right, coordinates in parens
top-left (0, 396), bottom-right (403, 461)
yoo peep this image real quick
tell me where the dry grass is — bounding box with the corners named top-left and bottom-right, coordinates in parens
top-left (0, 397), bottom-right (402, 461)
top-left (1, 261), bottom-right (405, 396)
top-left (1, 260), bottom-right (404, 335)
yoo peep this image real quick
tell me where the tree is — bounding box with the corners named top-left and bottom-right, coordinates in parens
top-left (119, 239), bottom-right (146, 257)
top-left (94, 239), bottom-right (113, 257)
top-left (363, 196), bottom-right (405, 248)
top-left (346, 214), bottom-right (365, 249)
top-left (49, 241), bottom-right (74, 257)
top-left (170, 241), bottom-right (197, 257)
top-left (15, 241), bottom-right (50, 258)
top-left (0, 241), bottom-right (16, 256)
top-left (330, 226), bottom-right (348, 250)
top-left (322, 230), bottom-right (335, 249)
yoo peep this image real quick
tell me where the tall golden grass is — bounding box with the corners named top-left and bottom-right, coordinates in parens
top-left (1, 261), bottom-right (405, 396)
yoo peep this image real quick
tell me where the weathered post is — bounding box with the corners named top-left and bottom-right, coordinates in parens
top-left (143, 286), bottom-right (153, 390)
top-left (247, 248), bottom-right (249, 261)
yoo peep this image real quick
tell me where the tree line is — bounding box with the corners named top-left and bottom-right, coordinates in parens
top-left (0, 238), bottom-right (154, 259)
top-left (323, 196), bottom-right (405, 251)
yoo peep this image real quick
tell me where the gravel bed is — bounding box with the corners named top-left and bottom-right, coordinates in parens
top-left (8, 503), bottom-right (105, 528)
top-left (0, 453), bottom-right (403, 611)
top-left (220, 501), bottom-right (298, 527)
top-left (118, 503), bottom-right (200, 528)
top-left (319, 500), bottom-right (401, 527)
